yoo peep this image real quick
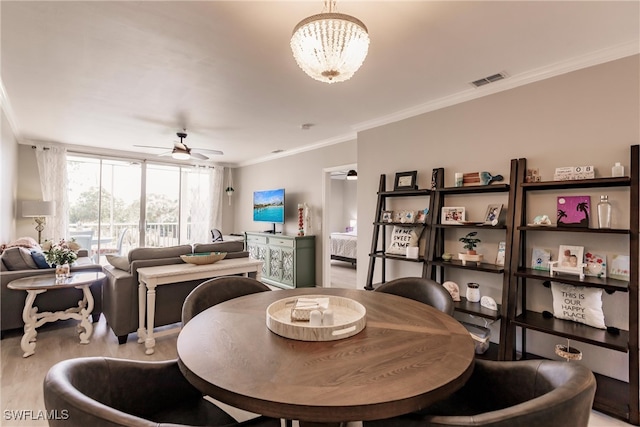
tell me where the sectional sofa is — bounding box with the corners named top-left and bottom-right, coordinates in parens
top-left (101, 240), bottom-right (249, 343)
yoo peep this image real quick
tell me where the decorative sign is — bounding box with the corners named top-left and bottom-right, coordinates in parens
top-left (553, 165), bottom-right (595, 181)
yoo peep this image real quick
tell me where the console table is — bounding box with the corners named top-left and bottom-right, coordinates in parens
top-left (137, 257), bottom-right (263, 355)
top-left (8, 271), bottom-right (104, 357)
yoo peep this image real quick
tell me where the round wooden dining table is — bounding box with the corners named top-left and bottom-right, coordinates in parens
top-left (177, 288), bottom-right (475, 424)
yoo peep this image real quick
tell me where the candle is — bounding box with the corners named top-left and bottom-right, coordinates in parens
top-left (309, 310), bottom-right (322, 326)
top-left (322, 309), bottom-right (334, 326)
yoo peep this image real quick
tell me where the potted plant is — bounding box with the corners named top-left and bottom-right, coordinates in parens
top-left (459, 232), bottom-right (481, 255)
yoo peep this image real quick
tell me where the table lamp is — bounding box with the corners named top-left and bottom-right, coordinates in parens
top-left (22, 200), bottom-right (55, 244)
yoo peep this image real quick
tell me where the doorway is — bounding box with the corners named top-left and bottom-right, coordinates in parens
top-left (322, 164), bottom-right (357, 288)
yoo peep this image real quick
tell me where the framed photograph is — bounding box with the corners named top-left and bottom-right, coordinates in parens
top-left (610, 254), bottom-right (630, 280)
top-left (557, 195), bottom-right (590, 228)
top-left (394, 171), bottom-right (418, 191)
top-left (558, 245), bottom-right (585, 269)
top-left (441, 207), bottom-right (465, 225)
top-left (483, 204), bottom-right (503, 224)
top-left (381, 210), bottom-right (394, 223)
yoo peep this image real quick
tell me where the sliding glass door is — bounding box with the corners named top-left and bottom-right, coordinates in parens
top-left (67, 155), bottom-right (217, 263)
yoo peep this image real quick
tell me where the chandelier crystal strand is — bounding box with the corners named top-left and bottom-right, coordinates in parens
top-left (291, 3), bottom-right (369, 84)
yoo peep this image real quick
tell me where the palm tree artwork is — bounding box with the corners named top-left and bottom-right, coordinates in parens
top-left (557, 196), bottom-right (590, 227)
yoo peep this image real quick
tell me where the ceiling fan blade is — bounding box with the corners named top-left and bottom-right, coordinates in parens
top-left (190, 152), bottom-right (209, 160)
top-left (133, 144), bottom-right (168, 150)
top-left (158, 151), bottom-right (173, 157)
top-left (193, 148), bottom-right (224, 155)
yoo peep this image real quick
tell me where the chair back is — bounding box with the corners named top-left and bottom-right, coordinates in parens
top-left (70, 231), bottom-right (93, 251)
top-left (211, 229), bottom-right (223, 242)
top-left (375, 277), bottom-right (454, 315)
top-left (115, 227), bottom-right (129, 255)
top-left (182, 276), bottom-right (270, 325)
top-left (43, 357), bottom-right (262, 427)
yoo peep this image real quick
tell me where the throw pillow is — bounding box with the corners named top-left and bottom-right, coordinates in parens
top-left (6, 236), bottom-right (40, 250)
top-left (1, 247), bottom-right (38, 270)
top-left (31, 250), bottom-right (51, 268)
top-left (550, 282), bottom-right (606, 329)
top-left (386, 226), bottom-right (422, 255)
top-left (106, 254), bottom-right (130, 271)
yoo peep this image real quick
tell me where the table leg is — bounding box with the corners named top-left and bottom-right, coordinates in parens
top-left (20, 289), bottom-right (46, 358)
top-left (255, 267), bottom-right (262, 282)
top-left (137, 281), bottom-right (147, 343)
top-left (144, 284), bottom-right (157, 355)
top-left (76, 285), bottom-right (94, 344)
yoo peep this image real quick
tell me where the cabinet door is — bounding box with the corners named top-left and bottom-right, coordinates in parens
top-left (248, 242), bottom-right (268, 278)
top-left (280, 247), bottom-right (295, 286)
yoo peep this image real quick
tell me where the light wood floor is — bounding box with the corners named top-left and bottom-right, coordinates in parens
top-left (0, 305), bottom-right (631, 426)
top-left (330, 260), bottom-right (357, 288)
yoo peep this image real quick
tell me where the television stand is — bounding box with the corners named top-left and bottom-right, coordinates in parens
top-left (263, 223), bottom-right (277, 234)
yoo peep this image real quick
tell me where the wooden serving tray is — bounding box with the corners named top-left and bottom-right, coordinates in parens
top-left (266, 295), bottom-right (366, 341)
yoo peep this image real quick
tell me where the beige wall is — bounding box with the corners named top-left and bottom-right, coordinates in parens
top-left (0, 110), bottom-right (18, 243)
top-left (235, 141), bottom-right (358, 285)
top-left (354, 55), bottom-right (639, 380)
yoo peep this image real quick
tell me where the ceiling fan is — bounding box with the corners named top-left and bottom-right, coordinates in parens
top-left (134, 130), bottom-right (223, 160)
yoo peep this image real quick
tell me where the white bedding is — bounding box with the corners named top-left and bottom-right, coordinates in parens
top-left (330, 231), bottom-right (357, 260)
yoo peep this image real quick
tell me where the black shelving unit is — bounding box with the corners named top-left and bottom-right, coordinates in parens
top-left (365, 170), bottom-right (443, 291)
top-left (424, 159), bottom-right (519, 360)
top-left (505, 145), bottom-right (639, 424)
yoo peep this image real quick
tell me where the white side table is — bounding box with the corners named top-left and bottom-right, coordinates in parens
top-left (8, 271), bottom-right (105, 357)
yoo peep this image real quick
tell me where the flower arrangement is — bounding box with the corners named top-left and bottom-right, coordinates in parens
top-left (42, 238), bottom-right (80, 266)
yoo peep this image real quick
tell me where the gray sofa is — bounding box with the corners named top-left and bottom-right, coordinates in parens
top-left (1, 248), bottom-right (104, 336)
top-left (102, 241), bottom-right (249, 344)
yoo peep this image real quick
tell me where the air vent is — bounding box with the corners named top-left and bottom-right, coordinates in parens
top-left (471, 72), bottom-right (506, 88)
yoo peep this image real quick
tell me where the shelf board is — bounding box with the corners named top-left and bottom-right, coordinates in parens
top-left (518, 225), bottom-right (629, 234)
top-left (430, 259), bottom-right (505, 274)
top-left (374, 221), bottom-right (429, 227)
top-left (369, 252), bottom-right (424, 263)
top-left (454, 297), bottom-right (501, 320)
top-left (515, 268), bottom-right (629, 293)
top-left (475, 342), bottom-right (500, 361)
top-left (436, 223), bottom-right (507, 230)
top-left (378, 188), bottom-right (432, 197)
top-left (438, 184), bottom-right (510, 194)
top-left (519, 352), bottom-right (631, 423)
top-left (520, 176), bottom-right (630, 190)
top-left (513, 310), bottom-right (629, 352)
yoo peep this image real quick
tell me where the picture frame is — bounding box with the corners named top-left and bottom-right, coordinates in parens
top-left (558, 245), bottom-right (585, 269)
top-left (441, 207), bottom-right (465, 225)
top-left (394, 171), bottom-right (418, 191)
top-left (381, 210), bottom-right (394, 223)
top-left (495, 241), bottom-right (506, 266)
top-left (483, 204), bottom-right (503, 224)
top-left (584, 252), bottom-right (607, 278)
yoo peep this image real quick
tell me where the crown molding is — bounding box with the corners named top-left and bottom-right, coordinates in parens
top-left (352, 40), bottom-right (639, 133)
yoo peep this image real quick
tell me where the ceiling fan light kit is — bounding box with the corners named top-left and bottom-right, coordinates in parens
top-left (291, 0), bottom-right (369, 84)
top-left (346, 169), bottom-right (358, 180)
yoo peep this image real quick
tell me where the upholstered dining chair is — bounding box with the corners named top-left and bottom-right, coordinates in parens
top-left (43, 357), bottom-right (281, 427)
top-left (182, 276), bottom-right (271, 325)
top-left (375, 277), bottom-right (455, 316)
top-left (363, 359), bottom-right (596, 427)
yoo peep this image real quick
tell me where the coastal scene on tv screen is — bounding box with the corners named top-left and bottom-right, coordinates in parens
top-left (253, 189), bottom-right (285, 223)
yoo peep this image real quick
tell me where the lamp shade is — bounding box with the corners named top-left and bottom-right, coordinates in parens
top-left (22, 200), bottom-right (55, 217)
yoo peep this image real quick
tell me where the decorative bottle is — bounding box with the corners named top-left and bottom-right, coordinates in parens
top-left (597, 195), bottom-right (611, 229)
top-left (612, 162), bottom-right (624, 177)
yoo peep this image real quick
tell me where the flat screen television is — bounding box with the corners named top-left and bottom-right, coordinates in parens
top-left (253, 189), bottom-right (285, 231)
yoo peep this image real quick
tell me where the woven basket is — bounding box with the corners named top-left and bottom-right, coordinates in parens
top-left (180, 252), bottom-right (226, 265)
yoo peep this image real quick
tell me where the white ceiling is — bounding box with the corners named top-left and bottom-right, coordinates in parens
top-left (2, 1), bottom-right (638, 166)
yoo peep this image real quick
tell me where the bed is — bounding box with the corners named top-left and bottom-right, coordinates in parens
top-left (330, 231), bottom-right (357, 266)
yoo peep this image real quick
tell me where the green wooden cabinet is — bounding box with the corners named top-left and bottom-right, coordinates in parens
top-left (245, 232), bottom-right (315, 289)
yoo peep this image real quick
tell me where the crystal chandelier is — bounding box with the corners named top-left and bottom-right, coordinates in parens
top-left (290, 1), bottom-right (369, 84)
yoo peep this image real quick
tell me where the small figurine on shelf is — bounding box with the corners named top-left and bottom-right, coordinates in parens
top-left (298, 204), bottom-right (304, 236)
